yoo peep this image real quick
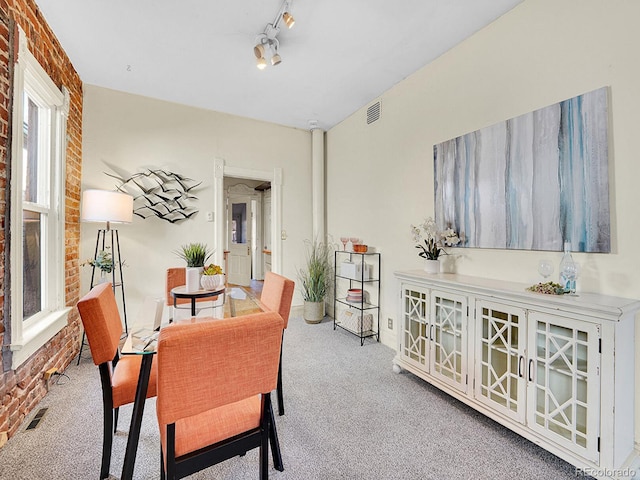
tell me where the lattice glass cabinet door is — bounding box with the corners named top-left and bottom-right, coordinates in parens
top-left (400, 284), bottom-right (429, 371)
top-left (475, 301), bottom-right (527, 424)
top-left (430, 290), bottom-right (467, 392)
top-left (527, 312), bottom-right (600, 462)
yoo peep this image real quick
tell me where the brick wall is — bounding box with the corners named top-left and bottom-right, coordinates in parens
top-left (0, 0), bottom-right (82, 440)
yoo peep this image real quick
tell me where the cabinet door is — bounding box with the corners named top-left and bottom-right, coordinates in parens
top-left (527, 312), bottom-right (600, 462)
top-left (430, 290), bottom-right (467, 392)
top-left (475, 300), bottom-right (527, 424)
top-left (399, 284), bottom-right (429, 371)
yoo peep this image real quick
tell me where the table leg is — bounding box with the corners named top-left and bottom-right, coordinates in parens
top-left (191, 298), bottom-right (197, 317)
top-left (121, 354), bottom-right (153, 480)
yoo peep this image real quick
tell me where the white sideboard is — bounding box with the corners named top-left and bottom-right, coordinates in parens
top-left (393, 270), bottom-right (640, 479)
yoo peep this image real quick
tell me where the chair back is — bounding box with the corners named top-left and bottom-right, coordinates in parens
top-left (156, 311), bottom-right (283, 426)
top-left (260, 272), bottom-right (295, 329)
top-left (76, 282), bottom-right (123, 365)
top-left (166, 267), bottom-right (187, 306)
top-left (166, 267), bottom-right (213, 308)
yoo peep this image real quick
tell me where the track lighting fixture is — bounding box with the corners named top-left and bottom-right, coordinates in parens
top-left (253, 0), bottom-right (295, 70)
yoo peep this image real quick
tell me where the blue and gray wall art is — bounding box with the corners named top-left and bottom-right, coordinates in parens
top-left (434, 87), bottom-right (610, 253)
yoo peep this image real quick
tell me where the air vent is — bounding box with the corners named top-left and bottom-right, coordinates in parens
top-left (25, 408), bottom-right (48, 430)
top-left (366, 101), bottom-right (381, 124)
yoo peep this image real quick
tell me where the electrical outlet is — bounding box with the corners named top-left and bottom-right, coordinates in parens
top-left (388, 318), bottom-right (393, 329)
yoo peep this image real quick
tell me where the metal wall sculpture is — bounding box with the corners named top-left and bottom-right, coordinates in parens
top-left (108, 168), bottom-right (202, 223)
top-left (434, 87), bottom-right (610, 253)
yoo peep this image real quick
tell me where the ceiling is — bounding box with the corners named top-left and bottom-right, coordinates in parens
top-left (34, 0), bottom-right (522, 131)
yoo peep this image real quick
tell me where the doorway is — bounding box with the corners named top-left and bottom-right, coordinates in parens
top-left (213, 159), bottom-right (282, 284)
top-left (226, 182), bottom-right (261, 286)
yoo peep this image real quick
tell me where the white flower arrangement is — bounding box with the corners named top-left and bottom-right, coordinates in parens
top-left (411, 217), bottom-right (461, 260)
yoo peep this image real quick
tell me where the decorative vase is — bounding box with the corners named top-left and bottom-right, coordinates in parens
top-left (185, 267), bottom-right (203, 292)
top-left (303, 300), bottom-right (325, 324)
top-left (423, 259), bottom-right (440, 274)
top-left (201, 273), bottom-right (225, 291)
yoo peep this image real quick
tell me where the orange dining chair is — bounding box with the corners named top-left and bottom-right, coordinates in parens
top-left (258, 271), bottom-right (295, 416)
top-left (165, 267), bottom-right (218, 321)
top-left (76, 282), bottom-right (158, 480)
top-left (156, 311), bottom-right (284, 480)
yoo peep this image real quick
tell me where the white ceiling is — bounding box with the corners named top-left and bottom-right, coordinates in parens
top-left (34, 0), bottom-right (522, 131)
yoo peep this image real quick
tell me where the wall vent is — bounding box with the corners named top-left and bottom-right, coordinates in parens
top-left (25, 408), bottom-right (48, 430)
top-left (366, 101), bottom-right (381, 124)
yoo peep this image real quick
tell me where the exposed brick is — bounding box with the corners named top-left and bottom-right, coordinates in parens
top-left (0, 0), bottom-right (82, 444)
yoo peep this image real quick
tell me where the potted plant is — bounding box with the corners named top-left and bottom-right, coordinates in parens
top-left (174, 242), bottom-right (213, 267)
top-left (297, 238), bottom-right (333, 324)
top-left (81, 247), bottom-right (124, 283)
top-left (174, 243), bottom-right (213, 292)
top-left (201, 263), bottom-right (225, 291)
top-left (411, 218), bottom-right (460, 273)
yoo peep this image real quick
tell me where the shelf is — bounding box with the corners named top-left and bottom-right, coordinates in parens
top-left (335, 274), bottom-right (379, 282)
top-left (336, 299), bottom-right (378, 310)
top-left (334, 322), bottom-right (378, 339)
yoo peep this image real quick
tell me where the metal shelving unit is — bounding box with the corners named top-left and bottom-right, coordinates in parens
top-left (333, 251), bottom-right (380, 345)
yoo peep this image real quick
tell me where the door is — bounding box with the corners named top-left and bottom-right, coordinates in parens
top-left (475, 300), bottom-right (527, 424)
top-left (430, 290), bottom-right (467, 393)
top-left (399, 284), bottom-right (430, 371)
top-left (227, 195), bottom-right (252, 286)
top-left (526, 312), bottom-right (600, 462)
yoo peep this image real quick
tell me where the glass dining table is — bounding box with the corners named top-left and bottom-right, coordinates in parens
top-left (119, 286), bottom-right (283, 480)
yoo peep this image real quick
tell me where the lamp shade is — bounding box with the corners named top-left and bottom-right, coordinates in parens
top-left (81, 189), bottom-right (133, 224)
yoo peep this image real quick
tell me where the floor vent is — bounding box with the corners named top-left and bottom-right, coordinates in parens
top-left (25, 408), bottom-right (48, 430)
top-left (366, 101), bottom-right (381, 124)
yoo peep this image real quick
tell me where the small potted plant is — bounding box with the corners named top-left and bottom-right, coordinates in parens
top-left (174, 242), bottom-right (213, 268)
top-left (81, 247), bottom-right (123, 282)
top-left (201, 263), bottom-right (225, 291)
top-left (411, 218), bottom-right (460, 273)
top-left (297, 238), bottom-right (333, 324)
top-left (174, 243), bottom-right (213, 292)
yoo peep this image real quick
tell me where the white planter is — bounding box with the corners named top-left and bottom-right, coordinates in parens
top-left (201, 274), bottom-right (225, 291)
top-left (185, 267), bottom-right (203, 292)
top-left (304, 301), bottom-right (325, 324)
top-left (423, 259), bottom-right (440, 274)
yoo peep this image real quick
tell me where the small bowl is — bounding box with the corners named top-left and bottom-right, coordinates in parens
top-left (353, 244), bottom-right (368, 253)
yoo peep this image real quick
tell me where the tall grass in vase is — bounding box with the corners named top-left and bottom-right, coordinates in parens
top-left (298, 238), bottom-right (333, 323)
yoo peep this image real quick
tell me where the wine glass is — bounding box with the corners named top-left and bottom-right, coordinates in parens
top-left (561, 262), bottom-right (579, 296)
top-left (537, 259), bottom-right (554, 280)
top-left (340, 237), bottom-right (349, 251)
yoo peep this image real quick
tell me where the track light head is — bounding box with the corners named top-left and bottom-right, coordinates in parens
top-left (271, 53), bottom-right (282, 66)
top-left (283, 12), bottom-right (295, 28)
top-left (254, 43), bottom-right (266, 59)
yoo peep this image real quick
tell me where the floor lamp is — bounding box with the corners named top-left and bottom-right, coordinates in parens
top-left (77, 189), bottom-right (133, 364)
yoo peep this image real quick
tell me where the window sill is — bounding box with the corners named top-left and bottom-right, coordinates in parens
top-left (10, 307), bottom-right (71, 369)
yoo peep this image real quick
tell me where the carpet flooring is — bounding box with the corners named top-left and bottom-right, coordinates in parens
top-left (0, 313), bottom-right (594, 479)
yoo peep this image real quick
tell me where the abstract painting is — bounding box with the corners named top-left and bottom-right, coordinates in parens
top-left (434, 87), bottom-right (610, 253)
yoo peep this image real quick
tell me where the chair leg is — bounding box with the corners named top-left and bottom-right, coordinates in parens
top-left (276, 364), bottom-right (284, 416)
top-left (160, 449), bottom-right (166, 480)
top-left (100, 406), bottom-right (114, 479)
top-left (260, 396), bottom-right (271, 480)
top-left (268, 400), bottom-right (284, 472)
top-left (114, 407), bottom-right (119, 433)
top-left (76, 332), bottom-right (86, 366)
top-left (99, 363), bottom-right (115, 480)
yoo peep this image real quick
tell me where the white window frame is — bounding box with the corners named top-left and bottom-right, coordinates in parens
top-left (9, 28), bottom-right (70, 369)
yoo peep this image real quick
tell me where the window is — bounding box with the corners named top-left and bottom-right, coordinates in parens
top-left (9, 29), bottom-right (70, 368)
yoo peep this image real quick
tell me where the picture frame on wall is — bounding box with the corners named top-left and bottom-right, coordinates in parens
top-left (433, 86), bottom-right (610, 253)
